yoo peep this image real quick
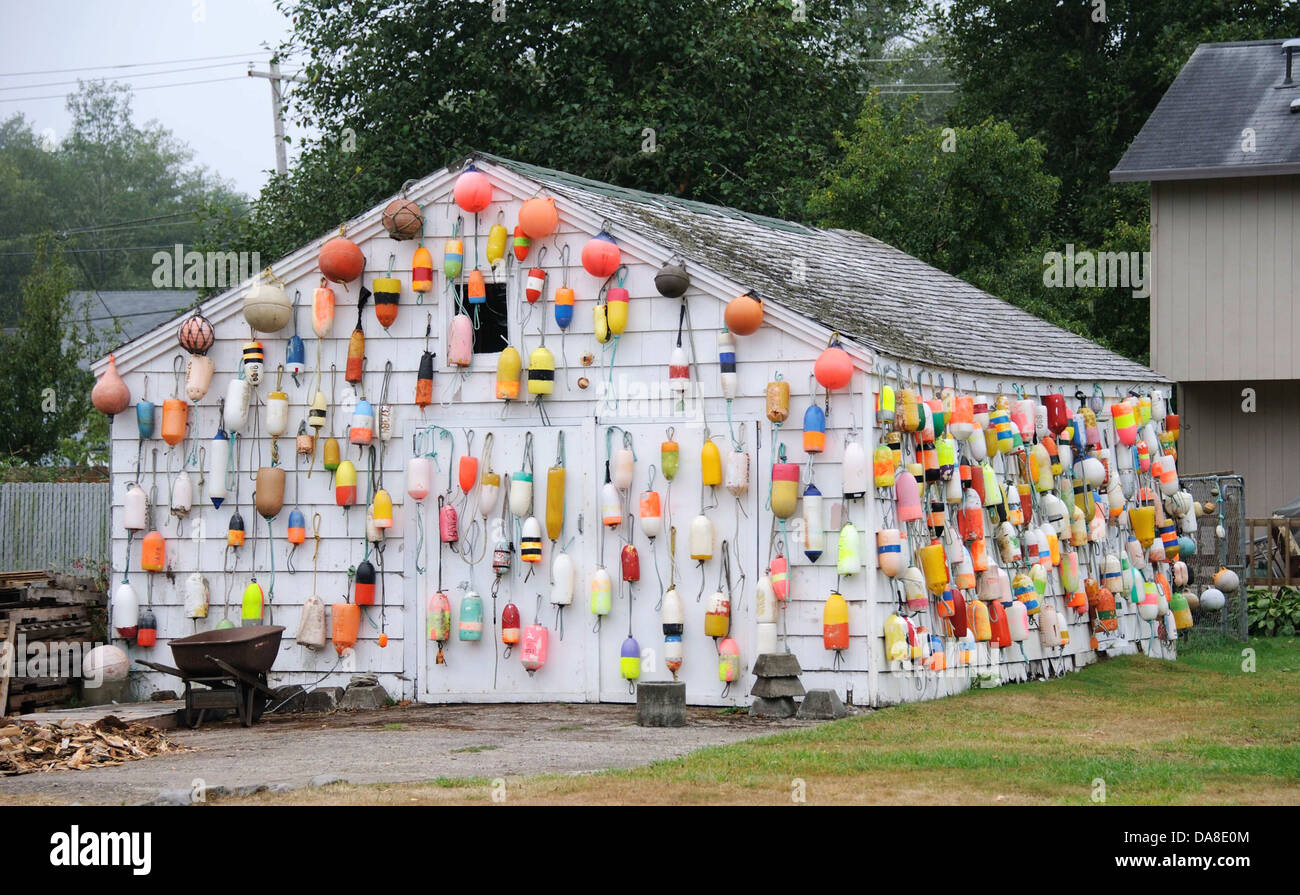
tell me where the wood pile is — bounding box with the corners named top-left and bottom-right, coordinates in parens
top-left (0, 570), bottom-right (107, 715)
top-left (0, 714), bottom-right (183, 776)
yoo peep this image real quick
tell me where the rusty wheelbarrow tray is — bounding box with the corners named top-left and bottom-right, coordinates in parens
top-left (138, 626), bottom-right (284, 729)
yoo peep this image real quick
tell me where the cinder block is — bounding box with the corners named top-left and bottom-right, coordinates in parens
top-left (749, 675), bottom-right (806, 698)
top-left (340, 684), bottom-right (389, 711)
top-left (269, 685), bottom-right (307, 713)
top-left (751, 652), bottom-right (802, 678)
top-left (302, 686), bottom-right (345, 713)
top-left (636, 681), bottom-right (686, 727)
top-left (749, 696), bottom-right (797, 718)
top-left (796, 688), bottom-right (846, 720)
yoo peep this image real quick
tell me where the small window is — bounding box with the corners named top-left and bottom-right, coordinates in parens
top-left (456, 282), bottom-right (509, 354)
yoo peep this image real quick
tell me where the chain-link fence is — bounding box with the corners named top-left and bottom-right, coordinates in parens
top-left (1179, 474), bottom-right (1248, 641)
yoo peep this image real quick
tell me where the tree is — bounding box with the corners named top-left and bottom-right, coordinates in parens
top-left (0, 237), bottom-right (103, 465)
top-left (809, 93), bottom-right (1059, 294)
top-left (922, 0), bottom-right (1300, 361)
top-left (0, 83), bottom-right (245, 323)
top-left (224, 0), bottom-right (922, 265)
top-left (938, 0), bottom-right (1300, 240)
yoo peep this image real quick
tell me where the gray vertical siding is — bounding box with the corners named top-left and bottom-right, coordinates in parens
top-left (1152, 176), bottom-right (1300, 382)
top-left (1179, 381), bottom-right (1300, 518)
top-left (0, 482), bottom-right (111, 572)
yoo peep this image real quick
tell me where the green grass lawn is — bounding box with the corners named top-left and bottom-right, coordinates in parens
top-left (230, 637), bottom-right (1300, 806)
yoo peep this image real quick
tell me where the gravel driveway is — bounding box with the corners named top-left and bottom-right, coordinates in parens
top-left (0, 702), bottom-right (817, 805)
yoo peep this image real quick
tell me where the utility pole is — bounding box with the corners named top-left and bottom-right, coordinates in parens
top-left (247, 60), bottom-right (307, 176)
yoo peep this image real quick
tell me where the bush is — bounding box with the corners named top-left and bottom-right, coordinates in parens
top-left (1247, 586), bottom-right (1300, 637)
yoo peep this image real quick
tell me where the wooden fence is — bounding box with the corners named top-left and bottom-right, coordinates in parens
top-left (0, 483), bottom-right (110, 573)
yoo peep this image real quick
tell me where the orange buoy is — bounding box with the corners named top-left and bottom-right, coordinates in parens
top-left (319, 236), bottom-right (365, 284)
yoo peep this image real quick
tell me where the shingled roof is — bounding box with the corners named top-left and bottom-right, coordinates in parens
top-left (481, 154), bottom-right (1163, 382)
top-left (1112, 39), bottom-right (1300, 182)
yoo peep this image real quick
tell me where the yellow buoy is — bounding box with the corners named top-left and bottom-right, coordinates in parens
top-left (545, 466), bottom-right (565, 542)
top-left (527, 345), bottom-right (556, 395)
top-left (496, 346), bottom-right (521, 400)
top-left (701, 439), bottom-right (722, 486)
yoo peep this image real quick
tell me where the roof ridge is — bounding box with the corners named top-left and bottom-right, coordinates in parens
top-left (475, 151), bottom-right (822, 235)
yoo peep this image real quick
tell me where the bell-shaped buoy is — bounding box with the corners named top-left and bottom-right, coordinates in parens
top-left (92, 354), bottom-right (131, 416)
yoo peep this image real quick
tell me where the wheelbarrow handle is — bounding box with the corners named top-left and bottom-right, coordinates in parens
top-left (204, 654), bottom-right (275, 696)
top-left (135, 659), bottom-right (185, 679)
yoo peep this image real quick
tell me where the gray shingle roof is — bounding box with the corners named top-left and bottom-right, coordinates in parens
top-left (1112, 39), bottom-right (1300, 182)
top-left (482, 154), bottom-right (1163, 382)
top-left (69, 290), bottom-right (198, 350)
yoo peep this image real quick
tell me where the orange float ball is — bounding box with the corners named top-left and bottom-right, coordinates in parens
top-left (518, 196), bottom-right (558, 239)
top-left (724, 292), bottom-right (763, 335)
top-left (378, 633), bottom-right (388, 648)
top-left (453, 167), bottom-right (492, 213)
top-left (814, 334), bottom-right (854, 391)
top-left (319, 237), bottom-right (365, 284)
top-left (581, 231), bottom-right (621, 278)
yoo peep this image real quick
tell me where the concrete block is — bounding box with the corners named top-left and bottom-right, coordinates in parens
top-left (797, 688), bottom-right (846, 720)
top-left (636, 681), bottom-right (686, 727)
top-left (340, 684), bottom-right (389, 711)
top-left (302, 686), bottom-right (344, 713)
top-left (750, 675), bottom-right (806, 698)
top-left (749, 696), bottom-right (797, 718)
top-left (270, 684), bottom-right (307, 713)
top-left (751, 652), bottom-right (802, 678)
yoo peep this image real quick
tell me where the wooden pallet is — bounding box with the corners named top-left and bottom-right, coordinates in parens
top-left (0, 589), bottom-right (101, 715)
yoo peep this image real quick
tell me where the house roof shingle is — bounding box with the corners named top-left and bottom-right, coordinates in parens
top-left (1112, 39), bottom-right (1300, 182)
top-left (481, 154), bottom-right (1163, 383)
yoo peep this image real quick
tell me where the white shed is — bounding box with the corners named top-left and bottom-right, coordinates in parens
top-left (94, 154), bottom-right (1174, 708)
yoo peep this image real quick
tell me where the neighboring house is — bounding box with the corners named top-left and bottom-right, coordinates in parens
top-left (1113, 38), bottom-right (1300, 517)
top-left (68, 290), bottom-right (198, 355)
top-left (94, 154), bottom-right (1167, 707)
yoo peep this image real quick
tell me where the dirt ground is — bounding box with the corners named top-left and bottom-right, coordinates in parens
top-left (0, 703), bottom-right (819, 805)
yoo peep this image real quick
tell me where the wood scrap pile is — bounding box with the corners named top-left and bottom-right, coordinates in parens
top-left (0, 714), bottom-right (184, 776)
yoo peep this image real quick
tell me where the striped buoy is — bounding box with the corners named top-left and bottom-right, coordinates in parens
top-left (526, 267), bottom-right (546, 304)
top-left (554, 286), bottom-right (574, 329)
top-left (496, 346), bottom-right (521, 400)
top-left (373, 276), bottom-right (400, 328)
top-left (412, 246), bottom-right (433, 292)
top-left (520, 517), bottom-right (543, 563)
top-left (443, 238), bottom-right (463, 279)
top-left (527, 345), bottom-right (555, 395)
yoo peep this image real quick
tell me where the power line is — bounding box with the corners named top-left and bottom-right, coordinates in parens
top-left (0, 211), bottom-right (200, 243)
top-left (0, 74), bottom-right (251, 104)
top-left (0, 61), bottom-right (256, 93)
top-left (0, 245), bottom-right (193, 258)
top-left (0, 51), bottom-right (272, 78)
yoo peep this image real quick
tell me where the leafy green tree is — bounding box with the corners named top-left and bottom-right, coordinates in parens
top-left (938, 0), bottom-right (1300, 240)
top-left (0, 237), bottom-right (104, 465)
top-left (809, 94), bottom-right (1059, 296)
top-left (0, 82), bottom-right (245, 323)
top-left (226, 0), bottom-right (922, 265)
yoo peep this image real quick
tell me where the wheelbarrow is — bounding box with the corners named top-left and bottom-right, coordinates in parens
top-left (138, 626), bottom-right (284, 728)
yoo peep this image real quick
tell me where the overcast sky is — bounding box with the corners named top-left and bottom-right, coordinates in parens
top-left (0, 0), bottom-right (311, 197)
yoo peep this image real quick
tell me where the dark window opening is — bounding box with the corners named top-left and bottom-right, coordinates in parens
top-left (456, 282), bottom-right (509, 354)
